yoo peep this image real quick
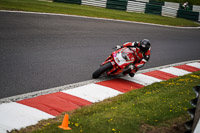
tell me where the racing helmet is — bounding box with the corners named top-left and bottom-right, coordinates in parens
top-left (139, 39), bottom-right (151, 52)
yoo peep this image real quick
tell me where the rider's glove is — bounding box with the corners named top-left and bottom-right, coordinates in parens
top-left (115, 45), bottom-right (121, 50)
top-left (129, 64), bottom-right (135, 70)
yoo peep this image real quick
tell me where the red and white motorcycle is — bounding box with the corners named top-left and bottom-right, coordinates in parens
top-left (92, 47), bottom-right (136, 78)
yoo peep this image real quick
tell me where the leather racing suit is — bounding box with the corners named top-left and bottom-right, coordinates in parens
top-left (119, 41), bottom-right (151, 77)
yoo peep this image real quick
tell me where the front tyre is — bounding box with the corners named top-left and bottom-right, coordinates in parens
top-left (92, 62), bottom-right (113, 79)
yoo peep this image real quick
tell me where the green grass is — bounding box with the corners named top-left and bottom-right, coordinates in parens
top-left (13, 71), bottom-right (200, 133)
top-left (0, 0), bottom-right (199, 27)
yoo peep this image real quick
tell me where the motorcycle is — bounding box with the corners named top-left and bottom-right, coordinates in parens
top-left (92, 47), bottom-right (136, 78)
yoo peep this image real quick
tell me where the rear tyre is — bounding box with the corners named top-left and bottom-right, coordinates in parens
top-left (92, 62), bottom-right (113, 79)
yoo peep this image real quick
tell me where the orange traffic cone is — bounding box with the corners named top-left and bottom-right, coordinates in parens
top-left (58, 114), bottom-right (71, 130)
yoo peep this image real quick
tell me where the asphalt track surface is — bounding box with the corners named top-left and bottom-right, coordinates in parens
top-left (0, 11), bottom-right (200, 99)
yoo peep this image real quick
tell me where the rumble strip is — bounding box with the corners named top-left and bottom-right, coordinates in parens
top-left (0, 60), bottom-right (200, 133)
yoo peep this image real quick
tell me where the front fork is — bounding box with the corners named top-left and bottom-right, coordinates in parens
top-left (101, 55), bottom-right (121, 75)
top-left (101, 55), bottom-right (112, 66)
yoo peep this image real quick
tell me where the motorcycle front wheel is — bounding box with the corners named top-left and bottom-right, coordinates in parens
top-left (92, 62), bottom-right (113, 79)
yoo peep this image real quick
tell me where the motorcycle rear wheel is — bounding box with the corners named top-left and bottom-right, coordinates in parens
top-left (92, 62), bottom-right (113, 79)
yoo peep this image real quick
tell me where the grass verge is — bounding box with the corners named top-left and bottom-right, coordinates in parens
top-left (11, 71), bottom-right (200, 133)
top-left (0, 0), bottom-right (199, 27)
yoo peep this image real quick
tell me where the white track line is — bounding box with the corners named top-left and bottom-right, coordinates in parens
top-left (1, 60), bottom-right (200, 104)
top-left (0, 10), bottom-right (200, 29)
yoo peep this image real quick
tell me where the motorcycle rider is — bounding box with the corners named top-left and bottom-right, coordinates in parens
top-left (115, 39), bottom-right (151, 77)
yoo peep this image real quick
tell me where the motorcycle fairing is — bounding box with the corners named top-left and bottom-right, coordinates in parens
top-left (112, 48), bottom-right (135, 69)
